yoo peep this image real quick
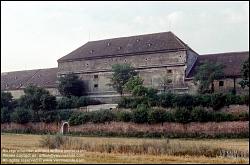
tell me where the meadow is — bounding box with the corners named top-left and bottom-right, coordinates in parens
top-left (1, 133), bottom-right (249, 164)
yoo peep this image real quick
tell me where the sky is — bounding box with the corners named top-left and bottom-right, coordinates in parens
top-left (1, 1), bottom-right (249, 72)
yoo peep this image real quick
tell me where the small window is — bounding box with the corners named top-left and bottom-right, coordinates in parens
top-left (167, 70), bottom-right (172, 73)
top-left (136, 39), bottom-right (140, 42)
top-left (145, 58), bottom-right (148, 61)
top-left (94, 75), bottom-right (98, 79)
top-left (147, 43), bottom-right (152, 47)
top-left (107, 42), bottom-right (111, 46)
top-left (94, 84), bottom-right (98, 88)
top-left (219, 81), bottom-right (224, 87)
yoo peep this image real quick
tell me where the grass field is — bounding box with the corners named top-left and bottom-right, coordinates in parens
top-left (1, 133), bottom-right (249, 164)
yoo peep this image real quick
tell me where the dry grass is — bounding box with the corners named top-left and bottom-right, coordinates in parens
top-left (1, 133), bottom-right (249, 164)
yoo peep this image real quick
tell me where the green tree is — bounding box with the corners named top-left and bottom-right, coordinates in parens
top-left (132, 104), bottom-right (149, 123)
top-left (239, 58), bottom-right (249, 89)
top-left (148, 109), bottom-right (166, 125)
top-left (18, 85), bottom-right (57, 113)
top-left (124, 76), bottom-right (144, 93)
top-left (58, 73), bottom-right (85, 97)
top-left (110, 64), bottom-right (137, 95)
top-left (1, 92), bottom-right (13, 109)
top-left (194, 61), bottom-right (225, 93)
top-left (40, 94), bottom-right (57, 111)
top-left (11, 107), bottom-right (32, 124)
top-left (1, 107), bottom-right (11, 123)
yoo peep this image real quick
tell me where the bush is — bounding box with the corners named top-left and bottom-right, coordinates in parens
top-left (57, 97), bottom-right (75, 109)
top-left (174, 107), bottom-right (192, 123)
top-left (132, 85), bottom-right (148, 96)
top-left (39, 133), bottom-right (68, 149)
top-left (69, 112), bottom-right (91, 125)
top-left (145, 88), bottom-right (159, 106)
top-left (76, 96), bottom-right (90, 107)
top-left (225, 94), bottom-right (242, 106)
top-left (190, 107), bottom-right (208, 122)
top-left (241, 95), bottom-right (249, 105)
top-left (1, 92), bottom-right (14, 109)
top-left (158, 92), bottom-right (175, 108)
top-left (132, 104), bottom-right (149, 123)
top-left (164, 111), bottom-right (175, 122)
top-left (1, 107), bottom-right (11, 123)
top-left (11, 107), bottom-right (32, 124)
top-left (57, 109), bottom-right (74, 121)
top-left (91, 110), bottom-right (116, 123)
top-left (148, 109), bottom-right (166, 124)
top-left (117, 111), bottom-right (132, 122)
top-left (40, 94), bottom-right (57, 111)
top-left (208, 112), bottom-right (235, 122)
top-left (174, 94), bottom-right (194, 108)
top-left (118, 97), bottom-right (148, 109)
top-left (210, 93), bottom-right (226, 110)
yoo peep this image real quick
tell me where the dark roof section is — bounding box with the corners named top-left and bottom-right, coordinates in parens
top-left (187, 51), bottom-right (249, 78)
top-left (58, 31), bottom-right (191, 62)
top-left (1, 68), bottom-right (58, 91)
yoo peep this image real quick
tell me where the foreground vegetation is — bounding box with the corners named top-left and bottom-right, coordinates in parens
top-left (1, 133), bottom-right (249, 164)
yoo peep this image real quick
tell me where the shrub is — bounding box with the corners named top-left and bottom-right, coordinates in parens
top-left (1, 107), bottom-right (11, 123)
top-left (208, 112), bottom-right (235, 122)
top-left (39, 133), bottom-right (68, 149)
top-left (57, 97), bottom-right (74, 109)
top-left (118, 97), bottom-right (148, 109)
top-left (210, 93), bottom-right (226, 110)
top-left (1, 92), bottom-right (14, 109)
top-left (241, 95), bottom-right (249, 105)
top-left (174, 94), bottom-right (194, 108)
top-left (91, 109), bottom-right (116, 123)
top-left (145, 88), bottom-right (159, 106)
top-left (132, 85), bottom-right (148, 96)
top-left (164, 111), bottom-right (175, 122)
top-left (76, 96), bottom-right (90, 107)
top-left (117, 111), bottom-right (132, 122)
top-left (158, 92), bottom-right (175, 108)
top-left (40, 111), bottom-right (61, 123)
top-left (132, 104), bottom-right (149, 123)
top-left (190, 107), bottom-right (208, 122)
top-left (11, 107), bottom-right (32, 124)
top-left (148, 109), bottom-right (166, 125)
top-left (57, 109), bottom-right (74, 121)
top-left (69, 112), bottom-right (91, 125)
top-left (174, 107), bottom-right (192, 123)
top-left (40, 94), bottom-right (57, 111)
top-left (225, 94), bottom-right (242, 106)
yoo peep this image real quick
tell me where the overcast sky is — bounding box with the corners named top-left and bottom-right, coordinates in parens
top-left (1, 1), bottom-right (249, 72)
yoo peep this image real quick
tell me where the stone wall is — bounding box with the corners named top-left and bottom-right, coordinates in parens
top-left (58, 51), bottom-right (188, 95)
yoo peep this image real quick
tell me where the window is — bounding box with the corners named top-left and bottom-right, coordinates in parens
top-left (167, 70), bottom-right (172, 73)
top-left (219, 81), bottom-right (224, 87)
top-left (94, 84), bottom-right (98, 88)
top-left (94, 75), bottom-right (98, 79)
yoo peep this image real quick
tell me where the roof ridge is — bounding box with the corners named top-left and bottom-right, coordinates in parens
top-left (88, 31), bottom-right (172, 42)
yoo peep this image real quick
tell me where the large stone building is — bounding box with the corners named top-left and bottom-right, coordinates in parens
top-left (1, 31), bottom-right (249, 100)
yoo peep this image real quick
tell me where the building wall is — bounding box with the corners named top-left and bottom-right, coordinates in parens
top-left (3, 88), bottom-right (59, 99)
top-left (58, 51), bottom-right (188, 95)
top-left (213, 78), bottom-right (249, 95)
